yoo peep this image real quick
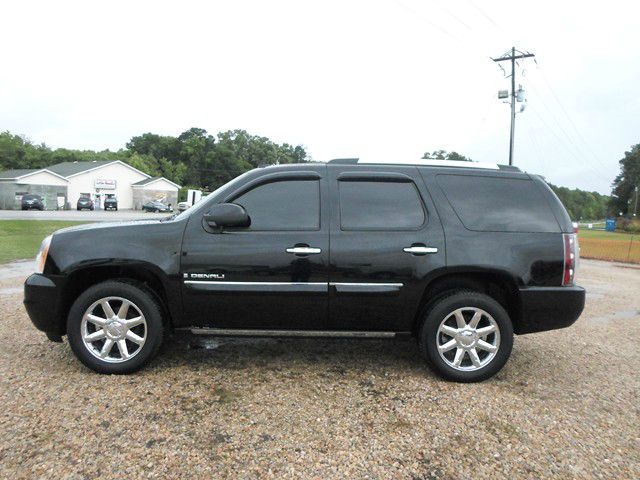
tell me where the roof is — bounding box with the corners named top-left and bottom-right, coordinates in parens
top-left (131, 176), bottom-right (181, 189)
top-left (44, 159), bottom-right (153, 180)
top-left (0, 168), bottom-right (41, 179)
top-left (0, 168), bottom-right (69, 181)
top-left (47, 160), bottom-right (117, 177)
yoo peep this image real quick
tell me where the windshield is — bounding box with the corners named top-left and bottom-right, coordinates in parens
top-left (23, 194), bottom-right (40, 200)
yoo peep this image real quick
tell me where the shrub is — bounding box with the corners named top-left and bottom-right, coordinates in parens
top-left (617, 217), bottom-right (640, 233)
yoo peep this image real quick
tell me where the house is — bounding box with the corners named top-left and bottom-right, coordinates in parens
top-left (0, 160), bottom-right (180, 210)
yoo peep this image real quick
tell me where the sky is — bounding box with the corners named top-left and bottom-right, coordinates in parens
top-left (1, 0), bottom-right (638, 194)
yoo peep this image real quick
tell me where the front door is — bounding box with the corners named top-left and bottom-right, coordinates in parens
top-left (327, 165), bottom-right (446, 332)
top-left (180, 167), bottom-right (329, 330)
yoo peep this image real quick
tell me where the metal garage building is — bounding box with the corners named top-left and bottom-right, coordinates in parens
top-left (0, 160), bottom-right (180, 210)
top-left (0, 169), bottom-right (69, 210)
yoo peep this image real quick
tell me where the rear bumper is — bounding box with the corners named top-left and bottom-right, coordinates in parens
top-left (516, 285), bottom-right (585, 334)
top-left (23, 273), bottom-right (67, 339)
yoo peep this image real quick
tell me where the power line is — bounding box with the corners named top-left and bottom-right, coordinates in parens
top-left (528, 105), bottom-right (607, 184)
top-left (389, 0), bottom-right (458, 40)
top-left (464, 0), bottom-right (506, 34)
top-left (427, 0), bottom-right (473, 31)
top-left (533, 62), bottom-right (610, 170)
top-left (527, 80), bottom-right (609, 178)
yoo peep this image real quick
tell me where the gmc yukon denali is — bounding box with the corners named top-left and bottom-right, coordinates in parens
top-left (24, 159), bottom-right (585, 382)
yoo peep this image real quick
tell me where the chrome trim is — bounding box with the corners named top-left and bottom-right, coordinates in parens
top-left (187, 328), bottom-right (398, 338)
top-left (183, 280), bottom-right (327, 293)
top-left (330, 282), bottom-right (403, 294)
top-left (403, 246), bottom-right (438, 254)
top-left (183, 281), bottom-right (326, 286)
top-left (183, 281), bottom-right (403, 287)
top-left (285, 247), bottom-right (322, 255)
top-left (183, 280), bottom-right (405, 294)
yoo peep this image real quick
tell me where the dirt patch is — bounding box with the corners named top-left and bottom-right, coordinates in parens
top-left (0, 259), bottom-right (638, 479)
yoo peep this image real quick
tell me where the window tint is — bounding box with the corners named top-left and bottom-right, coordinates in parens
top-left (436, 174), bottom-right (560, 232)
top-left (233, 180), bottom-right (320, 230)
top-left (339, 181), bottom-right (425, 230)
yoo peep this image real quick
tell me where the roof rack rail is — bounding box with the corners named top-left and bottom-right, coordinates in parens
top-left (328, 158), bottom-right (359, 165)
top-left (328, 158), bottom-right (520, 172)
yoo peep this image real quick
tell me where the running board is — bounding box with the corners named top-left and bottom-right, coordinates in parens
top-left (181, 328), bottom-right (405, 339)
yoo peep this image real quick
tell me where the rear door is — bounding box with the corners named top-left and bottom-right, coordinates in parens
top-left (327, 165), bottom-right (446, 332)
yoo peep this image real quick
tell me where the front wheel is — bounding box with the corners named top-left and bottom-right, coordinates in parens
top-left (67, 280), bottom-right (165, 374)
top-left (419, 291), bottom-right (513, 383)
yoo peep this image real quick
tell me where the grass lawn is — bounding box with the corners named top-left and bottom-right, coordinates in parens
top-left (579, 228), bottom-right (639, 263)
top-left (0, 220), bottom-right (90, 264)
top-left (578, 229), bottom-right (637, 241)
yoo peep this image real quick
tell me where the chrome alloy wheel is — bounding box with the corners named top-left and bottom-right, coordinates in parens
top-left (436, 307), bottom-right (501, 371)
top-left (80, 297), bottom-right (147, 363)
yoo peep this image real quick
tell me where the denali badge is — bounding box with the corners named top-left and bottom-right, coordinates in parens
top-left (183, 273), bottom-right (225, 280)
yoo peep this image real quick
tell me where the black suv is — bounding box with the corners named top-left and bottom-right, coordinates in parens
top-left (104, 195), bottom-right (118, 211)
top-left (24, 160), bottom-right (585, 382)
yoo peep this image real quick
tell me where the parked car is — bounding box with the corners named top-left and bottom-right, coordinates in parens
top-left (142, 200), bottom-right (172, 213)
top-left (104, 196), bottom-right (118, 211)
top-left (24, 159), bottom-right (585, 382)
top-left (77, 196), bottom-right (94, 211)
top-left (177, 201), bottom-right (191, 213)
top-left (21, 194), bottom-right (44, 211)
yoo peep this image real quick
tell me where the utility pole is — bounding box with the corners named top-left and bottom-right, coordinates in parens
top-left (634, 185), bottom-right (639, 216)
top-left (492, 47), bottom-right (535, 165)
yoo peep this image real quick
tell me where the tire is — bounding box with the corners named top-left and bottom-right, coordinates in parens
top-left (67, 280), bottom-right (165, 374)
top-left (418, 290), bottom-right (513, 383)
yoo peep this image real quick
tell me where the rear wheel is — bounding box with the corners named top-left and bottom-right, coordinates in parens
top-left (419, 291), bottom-right (513, 382)
top-left (67, 280), bottom-right (164, 374)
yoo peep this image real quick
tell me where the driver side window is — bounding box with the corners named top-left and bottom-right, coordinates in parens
top-left (232, 180), bottom-right (320, 231)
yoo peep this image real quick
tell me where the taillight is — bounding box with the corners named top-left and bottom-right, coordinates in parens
top-left (562, 233), bottom-right (578, 286)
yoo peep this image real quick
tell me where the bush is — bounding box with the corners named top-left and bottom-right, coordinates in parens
top-left (617, 217), bottom-right (640, 233)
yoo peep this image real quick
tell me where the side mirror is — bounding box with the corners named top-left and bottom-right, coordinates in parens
top-left (203, 203), bottom-right (250, 229)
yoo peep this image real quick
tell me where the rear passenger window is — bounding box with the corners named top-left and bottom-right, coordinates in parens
top-left (339, 181), bottom-right (425, 230)
top-left (436, 174), bottom-right (560, 233)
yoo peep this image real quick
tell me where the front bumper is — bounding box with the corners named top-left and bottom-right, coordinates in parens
top-left (24, 273), bottom-right (67, 340)
top-left (516, 285), bottom-right (586, 334)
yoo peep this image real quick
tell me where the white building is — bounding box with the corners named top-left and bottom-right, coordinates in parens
top-left (0, 160), bottom-right (180, 210)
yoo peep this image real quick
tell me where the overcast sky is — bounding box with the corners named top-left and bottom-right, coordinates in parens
top-left (2, 0), bottom-right (638, 194)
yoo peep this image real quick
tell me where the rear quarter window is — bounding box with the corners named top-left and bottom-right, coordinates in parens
top-left (436, 174), bottom-right (560, 233)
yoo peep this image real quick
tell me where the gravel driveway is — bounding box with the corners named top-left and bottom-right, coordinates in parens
top-left (0, 260), bottom-right (638, 479)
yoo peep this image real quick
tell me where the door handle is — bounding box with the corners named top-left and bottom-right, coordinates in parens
top-left (286, 246), bottom-right (322, 255)
top-left (403, 245), bottom-right (438, 255)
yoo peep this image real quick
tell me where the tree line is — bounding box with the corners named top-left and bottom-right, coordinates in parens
top-left (0, 129), bottom-right (307, 192)
top-left (609, 143), bottom-right (640, 216)
top-left (0, 131), bottom-right (627, 220)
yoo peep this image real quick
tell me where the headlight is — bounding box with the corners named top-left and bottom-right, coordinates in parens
top-left (35, 235), bottom-right (52, 274)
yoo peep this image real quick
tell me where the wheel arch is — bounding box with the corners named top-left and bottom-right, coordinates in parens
top-left (413, 269), bottom-right (522, 334)
top-left (58, 262), bottom-right (175, 335)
